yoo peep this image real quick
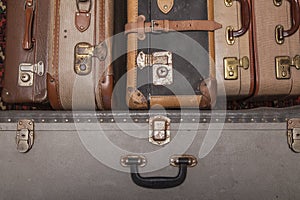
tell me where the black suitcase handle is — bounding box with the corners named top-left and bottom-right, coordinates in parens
top-left (122, 155), bottom-right (197, 189)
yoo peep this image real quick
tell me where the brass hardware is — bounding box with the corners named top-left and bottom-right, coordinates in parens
top-left (157, 0), bottom-right (174, 14)
top-left (224, 56), bottom-right (249, 80)
top-left (226, 26), bottom-right (235, 45)
top-left (120, 155), bottom-right (147, 167)
top-left (74, 42), bottom-right (107, 75)
top-left (273, 0), bottom-right (282, 6)
top-left (137, 51), bottom-right (173, 86)
top-left (170, 155), bottom-right (197, 167)
top-left (18, 61), bottom-right (44, 87)
top-left (287, 119), bottom-right (300, 153)
top-left (275, 55), bottom-right (300, 79)
top-left (149, 116), bottom-right (171, 146)
top-left (16, 119), bottom-right (34, 153)
top-left (224, 0), bottom-right (233, 7)
top-left (275, 25), bottom-right (284, 45)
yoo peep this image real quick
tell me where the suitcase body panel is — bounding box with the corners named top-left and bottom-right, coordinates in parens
top-left (215, 0), bottom-right (254, 99)
top-left (253, 0), bottom-right (300, 98)
top-left (126, 0), bottom-right (217, 109)
top-left (0, 109), bottom-right (300, 199)
top-left (1, 0), bottom-right (49, 103)
top-left (47, 0), bottom-right (114, 110)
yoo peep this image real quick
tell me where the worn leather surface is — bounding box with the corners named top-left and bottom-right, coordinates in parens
top-left (2, 0), bottom-right (49, 103)
top-left (126, 0), bottom-right (217, 109)
top-left (48, 0), bottom-right (114, 110)
top-left (252, 0), bottom-right (300, 98)
top-left (214, 0), bottom-right (253, 98)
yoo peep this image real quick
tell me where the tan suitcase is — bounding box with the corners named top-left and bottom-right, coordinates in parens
top-left (47, 0), bottom-right (114, 110)
top-left (125, 0), bottom-right (222, 109)
top-left (214, 0), bottom-right (255, 100)
top-left (252, 0), bottom-right (300, 100)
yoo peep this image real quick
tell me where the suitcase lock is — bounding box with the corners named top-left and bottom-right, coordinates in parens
top-left (137, 51), bottom-right (173, 86)
top-left (288, 119), bottom-right (300, 153)
top-left (149, 116), bottom-right (171, 146)
top-left (275, 55), bottom-right (300, 79)
top-left (74, 42), bottom-right (108, 75)
top-left (224, 56), bottom-right (249, 80)
top-left (18, 61), bottom-right (44, 87)
top-left (16, 119), bottom-right (34, 153)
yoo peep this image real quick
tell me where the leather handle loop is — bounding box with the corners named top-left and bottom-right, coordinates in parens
top-left (226, 0), bottom-right (251, 45)
top-left (275, 0), bottom-right (300, 44)
top-left (129, 158), bottom-right (190, 189)
top-left (76, 0), bottom-right (92, 13)
top-left (22, 0), bottom-right (35, 50)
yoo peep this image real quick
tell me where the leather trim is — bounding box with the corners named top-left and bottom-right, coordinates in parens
top-left (23, 0), bottom-right (35, 50)
top-left (75, 12), bottom-right (91, 32)
top-left (150, 96), bottom-right (203, 109)
top-left (199, 78), bottom-right (217, 108)
top-left (99, 74), bottom-right (113, 110)
top-left (47, 73), bottom-right (63, 109)
top-left (157, 0), bottom-right (174, 14)
top-left (127, 88), bottom-right (148, 109)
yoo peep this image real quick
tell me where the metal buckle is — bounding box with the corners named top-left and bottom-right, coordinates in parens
top-left (16, 119), bottom-right (34, 153)
top-left (275, 55), bottom-right (300, 79)
top-left (224, 56), bottom-right (249, 80)
top-left (137, 51), bottom-right (173, 85)
top-left (288, 119), bottom-right (300, 153)
top-left (74, 42), bottom-right (107, 75)
top-left (151, 20), bottom-right (162, 33)
top-left (18, 61), bottom-right (44, 87)
top-left (149, 116), bottom-right (171, 146)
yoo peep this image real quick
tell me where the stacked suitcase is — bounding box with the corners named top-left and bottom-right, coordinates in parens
top-left (0, 0), bottom-right (300, 197)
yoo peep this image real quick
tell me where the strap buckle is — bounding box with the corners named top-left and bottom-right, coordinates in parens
top-left (151, 20), bottom-right (163, 33)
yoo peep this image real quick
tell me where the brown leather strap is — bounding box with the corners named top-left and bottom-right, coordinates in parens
top-left (125, 15), bottom-right (222, 37)
top-left (23, 0), bottom-right (35, 50)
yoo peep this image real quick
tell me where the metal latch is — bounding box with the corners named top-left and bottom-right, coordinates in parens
top-left (287, 119), bottom-right (300, 153)
top-left (137, 51), bottom-right (173, 85)
top-left (74, 42), bottom-right (107, 75)
top-left (276, 55), bottom-right (300, 79)
top-left (16, 119), bottom-right (34, 153)
top-left (149, 116), bottom-right (171, 146)
top-left (18, 61), bottom-right (44, 87)
top-left (224, 56), bottom-right (249, 80)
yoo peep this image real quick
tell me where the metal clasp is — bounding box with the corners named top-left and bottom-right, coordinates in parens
top-left (137, 51), bottom-right (173, 85)
top-left (149, 116), bottom-right (171, 146)
top-left (224, 56), bottom-right (249, 80)
top-left (74, 42), bottom-right (107, 75)
top-left (275, 55), bottom-right (300, 79)
top-left (18, 61), bottom-right (44, 87)
top-left (287, 119), bottom-right (300, 153)
top-left (16, 119), bottom-right (34, 153)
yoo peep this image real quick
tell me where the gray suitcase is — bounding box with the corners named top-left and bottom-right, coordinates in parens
top-left (1, 108), bottom-right (300, 200)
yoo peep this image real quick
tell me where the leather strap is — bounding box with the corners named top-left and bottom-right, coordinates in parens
top-left (23, 0), bottom-right (35, 50)
top-left (125, 15), bottom-right (222, 39)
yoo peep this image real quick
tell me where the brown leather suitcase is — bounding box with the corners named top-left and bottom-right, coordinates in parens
top-left (214, 0), bottom-right (255, 100)
top-left (125, 0), bottom-right (221, 109)
top-left (1, 0), bottom-right (49, 103)
top-left (252, 0), bottom-right (300, 100)
top-left (47, 0), bottom-right (114, 110)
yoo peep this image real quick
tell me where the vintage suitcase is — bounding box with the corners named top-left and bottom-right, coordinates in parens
top-left (47, 0), bottom-right (114, 110)
top-left (1, 108), bottom-right (300, 199)
top-left (214, 0), bottom-right (255, 100)
top-left (252, 0), bottom-right (300, 100)
top-left (1, 0), bottom-right (49, 104)
top-left (125, 0), bottom-right (222, 109)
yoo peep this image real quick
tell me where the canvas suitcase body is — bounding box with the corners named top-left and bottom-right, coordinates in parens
top-left (47, 0), bottom-right (114, 110)
top-left (252, 0), bottom-right (300, 100)
top-left (1, 0), bottom-right (49, 104)
top-left (125, 0), bottom-right (222, 109)
top-left (1, 109), bottom-right (300, 199)
top-left (214, 0), bottom-right (254, 100)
